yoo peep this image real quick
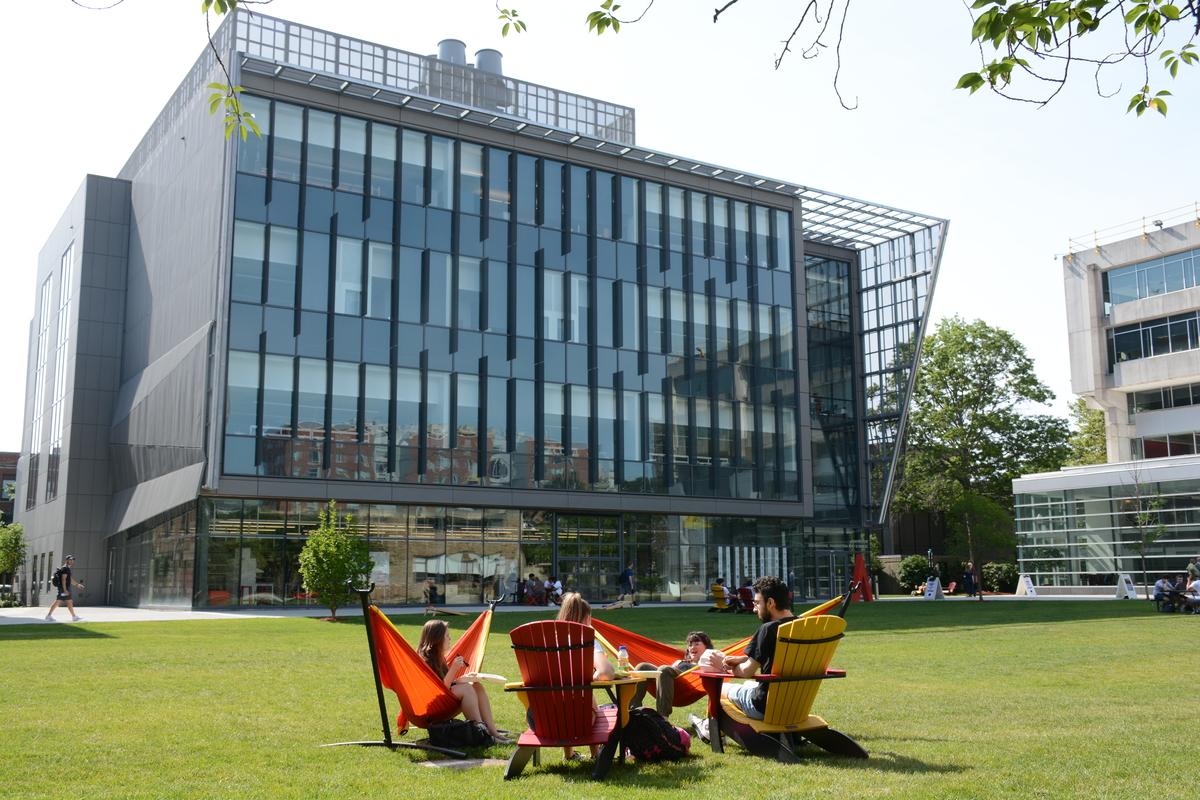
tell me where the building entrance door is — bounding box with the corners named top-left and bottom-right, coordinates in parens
top-left (555, 514), bottom-right (620, 602)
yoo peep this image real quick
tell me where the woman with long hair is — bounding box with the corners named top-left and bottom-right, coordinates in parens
top-left (417, 619), bottom-right (508, 742)
top-left (554, 592), bottom-right (614, 760)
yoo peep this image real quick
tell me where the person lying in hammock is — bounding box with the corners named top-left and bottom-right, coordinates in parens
top-left (417, 619), bottom-right (510, 743)
top-left (630, 630), bottom-right (726, 716)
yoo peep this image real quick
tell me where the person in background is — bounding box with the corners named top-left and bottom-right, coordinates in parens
top-left (1186, 556), bottom-right (1200, 584)
top-left (1183, 572), bottom-right (1200, 613)
top-left (962, 562), bottom-right (978, 598)
top-left (526, 573), bottom-right (545, 605)
top-left (708, 577), bottom-right (735, 613)
top-left (631, 630), bottom-right (718, 716)
top-left (735, 578), bottom-right (754, 613)
top-left (417, 619), bottom-right (509, 742)
top-left (556, 592), bottom-right (614, 760)
top-left (1153, 574), bottom-right (1181, 611)
top-left (44, 555), bottom-right (84, 623)
top-left (618, 562), bottom-right (636, 602)
top-left (546, 575), bottom-right (564, 605)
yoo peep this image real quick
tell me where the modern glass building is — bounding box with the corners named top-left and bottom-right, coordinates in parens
top-left (1014, 218), bottom-right (1200, 590)
top-left (15, 12), bottom-right (945, 608)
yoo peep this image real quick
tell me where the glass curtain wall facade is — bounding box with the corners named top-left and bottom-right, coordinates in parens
top-left (805, 254), bottom-right (858, 523)
top-left (1015, 477), bottom-right (1200, 586)
top-left (223, 95), bottom-right (801, 502)
top-left (858, 226), bottom-right (941, 524)
top-left (191, 498), bottom-right (850, 607)
top-left (106, 503), bottom-right (198, 607)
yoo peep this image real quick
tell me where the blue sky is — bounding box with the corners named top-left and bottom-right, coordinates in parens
top-left (1, 0), bottom-right (1197, 452)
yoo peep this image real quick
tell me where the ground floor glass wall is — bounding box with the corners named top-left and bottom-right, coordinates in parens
top-left (105, 504), bottom-right (198, 607)
top-left (184, 497), bottom-right (858, 608)
top-left (1015, 476), bottom-right (1200, 586)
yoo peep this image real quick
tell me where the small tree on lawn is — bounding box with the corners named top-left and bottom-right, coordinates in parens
top-left (1125, 477), bottom-right (1167, 600)
top-left (298, 500), bottom-right (373, 619)
top-left (0, 522), bottom-right (26, 590)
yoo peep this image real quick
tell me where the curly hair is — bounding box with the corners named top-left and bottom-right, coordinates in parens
top-left (752, 576), bottom-right (791, 611)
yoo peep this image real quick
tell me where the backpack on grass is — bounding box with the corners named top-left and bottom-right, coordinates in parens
top-left (623, 707), bottom-right (690, 762)
top-left (427, 718), bottom-right (493, 748)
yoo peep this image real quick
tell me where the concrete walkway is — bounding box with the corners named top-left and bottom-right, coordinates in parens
top-left (0, 593), bottom-right (1122, 626)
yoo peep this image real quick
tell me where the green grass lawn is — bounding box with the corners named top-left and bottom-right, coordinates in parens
top-left (2, 600), bottom-right (1191, 799)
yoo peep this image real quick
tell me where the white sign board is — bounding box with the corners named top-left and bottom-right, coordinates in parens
top-left (1014, 573), bottom-right (1038, 597)
top-left (923, 577), bottom-right (944, 600)
top-left (1116, 573), bottom-right (1138, 600)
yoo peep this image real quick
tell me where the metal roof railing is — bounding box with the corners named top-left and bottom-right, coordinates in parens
top-left (1065, 202), bottom-right (1200, 255)
top-left (229, 12), bottom-right (943, 250)
top-left (233, 11), bottom-right (636, 146)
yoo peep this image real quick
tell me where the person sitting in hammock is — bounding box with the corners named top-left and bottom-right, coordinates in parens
top-left (630, 630), bottom-right (725, 716)
top-left (417, 619), bottom-right (510, 743)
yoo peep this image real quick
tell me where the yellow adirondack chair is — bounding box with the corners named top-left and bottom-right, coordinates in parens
top-left (699, 614), bottom-right (867, 762)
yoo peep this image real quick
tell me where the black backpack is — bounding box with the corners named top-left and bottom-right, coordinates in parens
top-left (427, 718), bottom-right (494, 749)
top-left (51, 567), bottom-right (64, 591)
top-left (623, 708), bottom-right (689, 762)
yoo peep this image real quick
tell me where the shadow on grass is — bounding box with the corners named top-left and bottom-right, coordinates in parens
top-left (816, 749), bottom-right (965, 775)
top-left (507, 755), bottom-right (715, 785)
top-left (0, 624), bottom-right (115, 640)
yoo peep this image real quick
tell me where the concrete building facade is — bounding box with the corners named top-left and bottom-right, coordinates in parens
top-left (16, 12), bottom-right (945, 608)
top-left (1015, 219), bottom-right (1200, 588)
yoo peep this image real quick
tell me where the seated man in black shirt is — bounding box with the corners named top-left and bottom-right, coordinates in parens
top-left (716, 575), bottom-right (795, 721)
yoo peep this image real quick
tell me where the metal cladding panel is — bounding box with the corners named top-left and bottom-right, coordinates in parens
top-left (119, 60), bottom-right (229, 385)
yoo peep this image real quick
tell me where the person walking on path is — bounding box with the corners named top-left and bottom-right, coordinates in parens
top-left (45, 555), bottom-right (84, 622)
top-left (618, 562), bottom-right (636, 603)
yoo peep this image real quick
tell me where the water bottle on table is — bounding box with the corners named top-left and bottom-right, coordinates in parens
top-left (617, 645), bottom-right (630, 673)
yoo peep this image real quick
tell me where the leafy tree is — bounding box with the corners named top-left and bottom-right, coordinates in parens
top-left (1124, 476), bottom-right (1167, 599)
top-left (898, 554), bottom-right (936, 591)
top-left (894, 317), bottom-right (1070, 581)
top-left (957, 0), bottom-right (1198, 116)
top-left (981, 561), bottom-right (1019, 593)
top-left (509, 0), bottom-right (1199, 116)
top-left (1067, 397), bottom-right (1108, 466)
top-left (0, 522), bottom-right (26, 587)
top-left (297, 500), bottom-right (374, 619)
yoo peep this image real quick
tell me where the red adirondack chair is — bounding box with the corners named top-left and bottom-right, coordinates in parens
top-left (503, 620), bottom-right (641, 780)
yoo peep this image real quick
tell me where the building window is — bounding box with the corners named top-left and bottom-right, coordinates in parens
top-left (226, 95), bottom-right (807, 503)
top-left (26, 274), bottom-right (54, 510)
top-left (1102, 245), bottom-right (1199, 310)
top-left (1106, 310), bottom-right (1200, 371)
top-left (45, 243), bottom-right (74, 502)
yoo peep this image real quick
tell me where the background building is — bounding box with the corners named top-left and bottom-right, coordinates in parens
top-left (1014, 218), bottom-right (1200, 589)
top-left (0, 451), bottom-right (16, 524)
top-left (16, 12), bottom-right (945, 608)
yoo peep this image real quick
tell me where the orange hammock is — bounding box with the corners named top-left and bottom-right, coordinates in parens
top-left (367, 604), bottom-right (493, 732)
top-left (591, 593), bottom-right (846, 708)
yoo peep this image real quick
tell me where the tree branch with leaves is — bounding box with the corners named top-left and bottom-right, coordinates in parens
top-left (957, 0), bottom-right (1198, 116)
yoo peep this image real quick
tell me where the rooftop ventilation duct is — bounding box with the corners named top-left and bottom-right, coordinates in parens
top-left (475, 49), bottom-right (503, 75)
top-left (437, 39), bottom-right (467, 65)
